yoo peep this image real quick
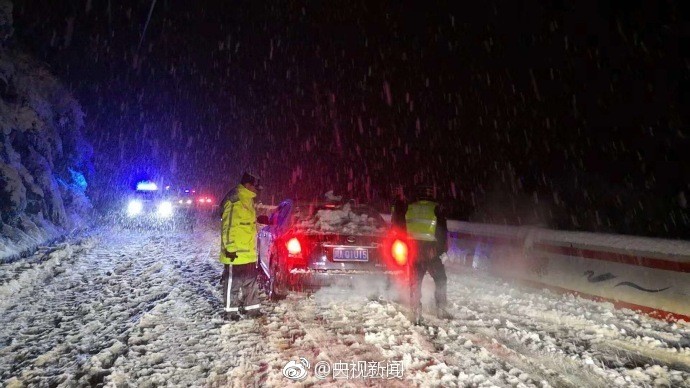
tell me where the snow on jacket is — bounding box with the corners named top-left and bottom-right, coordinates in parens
top-left (219, 184), bottom-right (258, 265)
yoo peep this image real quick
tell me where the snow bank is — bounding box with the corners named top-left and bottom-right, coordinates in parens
top-left (0, 2), bottom-right (92, 262)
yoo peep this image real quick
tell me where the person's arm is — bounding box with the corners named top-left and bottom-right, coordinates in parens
top-left (221, 200), bottom-right (237, 253)
top-left (435, 204), bottom-right (448, 251)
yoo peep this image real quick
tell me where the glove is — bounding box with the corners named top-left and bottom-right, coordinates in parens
top-left (225, 250), bottom-right (238, 261)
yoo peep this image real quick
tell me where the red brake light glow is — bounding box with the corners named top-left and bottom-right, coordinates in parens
top-left (286, 237), bottom-right (302, 256)
top-left (391, 239), bottom-right (408, 266)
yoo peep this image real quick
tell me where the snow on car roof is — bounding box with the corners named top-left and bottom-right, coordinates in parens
top-left (293, 202), bottom-right (387, 235)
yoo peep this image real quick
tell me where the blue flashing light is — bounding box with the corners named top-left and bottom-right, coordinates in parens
top-left (136, 181), bottom-right (159, 191)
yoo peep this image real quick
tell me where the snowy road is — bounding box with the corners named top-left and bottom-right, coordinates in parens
top-left (1, 225), bottom-right (689, 387)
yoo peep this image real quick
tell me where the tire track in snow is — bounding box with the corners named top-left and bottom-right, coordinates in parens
top-left (404, 276), bottom-right (611, 386)
top-left (465, 282), bottom-right (690, 380)
top-left (434, 302), bottom-right (624, 387)
top-left (428, 267), bottom-right (690, 386)
top-left (0, 228), bottom-right (200, 386)
top-left (386, 299), bottom-right (589, 387)
top-left (304, 287), bottom-right (533, 387)
top-left (94, 227), bottom-right (268, 387)
top-left (217, 291), bottom-right (408, 387)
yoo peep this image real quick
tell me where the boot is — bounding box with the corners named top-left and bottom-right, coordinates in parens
top-left (436, 306), bottom-right (454, 320)
top-left (245, 309), bottom-right (263, 318)
top-left (414, 313), bottom-right (423, 326)
top-left (412, 304), bottom-right (423, 326)
top-left (225, 312), bottom-right (241, 321)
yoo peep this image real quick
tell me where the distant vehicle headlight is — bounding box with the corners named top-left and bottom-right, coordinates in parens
top-left (157, 201), bottom-right (174, 218)
top-left (127, 199), bottom-right (143, 217)
top-left (186, 199), bottom-right (192, 204)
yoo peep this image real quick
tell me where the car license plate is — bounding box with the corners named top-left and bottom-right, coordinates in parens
top-left (333, 248), bottom-right (369, 262)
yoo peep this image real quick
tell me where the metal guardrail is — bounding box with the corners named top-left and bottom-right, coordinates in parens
top-left (383, 213), bottom-right (690, 321)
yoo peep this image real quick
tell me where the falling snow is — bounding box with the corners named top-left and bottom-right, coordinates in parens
top-left (1, 1), bottom-right (689, 387)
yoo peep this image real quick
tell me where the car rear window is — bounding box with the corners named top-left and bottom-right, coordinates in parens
top-left (293, 203), bottom-right (387, 235)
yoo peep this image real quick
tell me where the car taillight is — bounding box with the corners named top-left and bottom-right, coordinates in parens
top-left (286, 237), bottom-right (302, 256)
top-left (391, 239), bottom-right (408, 266)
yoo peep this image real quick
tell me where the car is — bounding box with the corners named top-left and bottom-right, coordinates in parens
top-left (194, 194), bottom-right (217, 213)
top-left (123, 181), bottom-right (194, 230)
top-left (257, 199), bottom-right (414, 299)
top-left (174, 188), bottom-right (216, 213)
top-left (175, 189), bottom-right (196, 209)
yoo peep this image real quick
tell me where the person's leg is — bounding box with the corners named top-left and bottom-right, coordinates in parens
top-left (242, 264), bottom-right (262, 317)
top-left (225, 264), bottom-right (243, 319)
top-left (411, 262), bottom-right (425, 324)
top-left (221, 264), bottom-right (233, 313)
top-left (428, 256), bottom-right (448, 308)
top-left (428, 255), bottom-right (452, 319)
top-left (221, 264), bottom-right (230, 298)
top-left (411, 257), bottom-right (425, 302)
top-left (411, 242), bottom-right (430, 324)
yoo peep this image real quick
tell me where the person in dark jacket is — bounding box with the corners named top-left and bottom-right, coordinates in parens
top-left (395, 185), bottom-right (452, 323)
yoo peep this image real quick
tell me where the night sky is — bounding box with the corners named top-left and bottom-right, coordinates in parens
top-left (11, 0), bottom-right (690, 238)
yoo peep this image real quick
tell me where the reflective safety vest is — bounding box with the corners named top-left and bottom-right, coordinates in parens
top-left (405, 200), bottom-right (437, 241)
top-left (219, 184), bottom-right (258, 265)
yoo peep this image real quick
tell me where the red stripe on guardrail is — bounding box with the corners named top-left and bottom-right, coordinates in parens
top-left (517, 278), bottom-right (690, 323)
top-left (535, 244), bottom-right (690, 273)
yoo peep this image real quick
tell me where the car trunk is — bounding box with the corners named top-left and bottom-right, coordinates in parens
top-left (303, 234), bottom-right (388, 272)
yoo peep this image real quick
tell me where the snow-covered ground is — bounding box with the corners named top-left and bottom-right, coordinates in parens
top-left (1, 223), bottom-right (689, 387)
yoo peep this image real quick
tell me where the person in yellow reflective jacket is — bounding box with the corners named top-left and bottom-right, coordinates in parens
top-left (393, 185), bottom-right (452, 323)
top-left (219, 172), bottom-right (262, 320)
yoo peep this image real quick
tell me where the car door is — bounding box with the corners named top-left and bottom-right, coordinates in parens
top-left (258, 201), bottom-right (293, 274)
top-left (273, 200), bottom-right (293, 236)
top-left (258, 208), bottom-right (278, 276)
top-left (266, 200), bottom-right (295, 271)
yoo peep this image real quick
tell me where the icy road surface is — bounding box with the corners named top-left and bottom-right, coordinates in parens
top-left (1, 225), bottom-right (689, 387)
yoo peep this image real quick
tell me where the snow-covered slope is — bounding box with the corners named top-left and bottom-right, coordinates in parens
top-left (0, 1), bottom-right (92, 262)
